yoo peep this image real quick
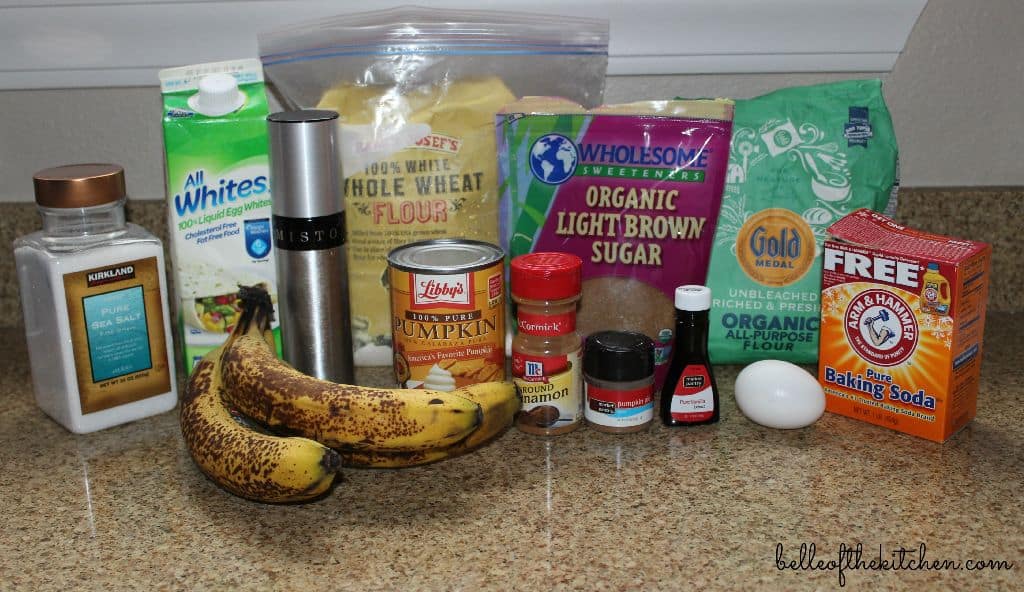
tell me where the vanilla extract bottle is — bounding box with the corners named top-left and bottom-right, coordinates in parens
top-left (660, 285), bottom-right (719, 426)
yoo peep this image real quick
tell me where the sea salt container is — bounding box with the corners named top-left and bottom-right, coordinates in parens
top-left (13, 164), bottom-right (177, 433)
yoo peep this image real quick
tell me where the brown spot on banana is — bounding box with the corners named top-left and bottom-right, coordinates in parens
top-left (340, 447), bottom-right (453, 469)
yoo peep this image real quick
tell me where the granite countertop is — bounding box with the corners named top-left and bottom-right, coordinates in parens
top-left (0, 314), bottom-right (1020, 591)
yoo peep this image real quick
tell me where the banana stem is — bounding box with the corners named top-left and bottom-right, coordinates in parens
top-left (225, 284), bottom-right (277, 352)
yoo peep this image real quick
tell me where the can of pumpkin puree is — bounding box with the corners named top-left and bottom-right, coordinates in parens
top-left (387, 239), bottom-right (506, 390)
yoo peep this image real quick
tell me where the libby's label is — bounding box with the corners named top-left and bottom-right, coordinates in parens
top-left (63, 257), bottom-right (172, 414)
top-left (585, 383), bottom-right (654, 428)
top-left (517, 309), bottom-right (575, 336)
top-left (513, 349), bottom-right (583, 428)
top-left (390, 262), bottom-right (505, 389)
top-left (669, 364), bottom-right (715, 423)
top-left (411, 272), bottom-right (472, 308)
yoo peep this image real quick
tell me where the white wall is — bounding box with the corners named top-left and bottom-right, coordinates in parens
top-left (0, 0), bottom-right (1020, 201)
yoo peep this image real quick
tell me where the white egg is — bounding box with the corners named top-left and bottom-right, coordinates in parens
top-left (734, 360), bottom-right (825, 429)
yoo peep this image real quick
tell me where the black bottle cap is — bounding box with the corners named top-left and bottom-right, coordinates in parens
top-left (583, 331), bottom-right (655, 383)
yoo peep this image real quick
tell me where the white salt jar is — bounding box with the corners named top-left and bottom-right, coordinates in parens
top-left (13, 164), bottom-right (177, 433)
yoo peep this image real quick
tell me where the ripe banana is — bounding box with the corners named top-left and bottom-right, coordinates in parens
top-left (220, 287), bottom-right (483, 452)
top-left (341, 380), bottom-right (519, 468)
top-left (180, 347), bottom-right (341, 503)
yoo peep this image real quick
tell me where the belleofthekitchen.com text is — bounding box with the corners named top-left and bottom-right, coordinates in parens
top-left (775, 542), bottom-right (1014, 587)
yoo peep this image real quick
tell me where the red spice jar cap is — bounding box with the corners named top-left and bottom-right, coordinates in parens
top-left (511, 252), bottom-right (582, 301)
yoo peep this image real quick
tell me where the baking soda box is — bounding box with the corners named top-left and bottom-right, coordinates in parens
top-left (819, 209), bottom-right (990, 442)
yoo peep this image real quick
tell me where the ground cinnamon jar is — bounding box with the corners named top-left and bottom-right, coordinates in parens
top-left (510, 252), bottom-right (583, 436)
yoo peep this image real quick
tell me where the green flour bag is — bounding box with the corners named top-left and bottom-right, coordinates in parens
top-left (699, 79), bottom-right (898, 363)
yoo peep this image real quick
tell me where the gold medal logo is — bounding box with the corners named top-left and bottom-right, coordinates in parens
top-left (736, 208), bottom-right (816, 287)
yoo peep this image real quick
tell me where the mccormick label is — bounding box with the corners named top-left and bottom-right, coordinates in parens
top-left (517, 309), bottom-right (576, 336)
top-left (513, 350), bottom-right (583, 429)
top-left (819, 209), bottom-right (991, 442)
top-left (388, 243), bottom-right (505, 390)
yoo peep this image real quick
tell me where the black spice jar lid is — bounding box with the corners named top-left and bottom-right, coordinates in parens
top-left (583, 331), bottom-right (655, 383)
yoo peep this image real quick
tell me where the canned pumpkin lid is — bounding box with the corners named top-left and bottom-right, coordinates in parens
top-left (387, 239), bottom-right (504, 273)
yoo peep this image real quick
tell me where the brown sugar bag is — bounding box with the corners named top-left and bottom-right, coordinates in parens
top-left (577, 277), bottom-right (675, 340)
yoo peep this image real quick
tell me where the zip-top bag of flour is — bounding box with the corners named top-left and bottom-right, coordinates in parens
top-left (702, 79), bottom-right (898, 363)
top-left (159, 59), bottom-right (281, 374)
top-left (259, 7), bottom-right (608, 366)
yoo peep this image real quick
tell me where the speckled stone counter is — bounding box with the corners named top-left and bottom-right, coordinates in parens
top-left (1, 313), bottom-right (1020, 591)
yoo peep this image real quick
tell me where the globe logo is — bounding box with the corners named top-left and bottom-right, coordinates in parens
top-left (529, 134), bottom-right (578, 185)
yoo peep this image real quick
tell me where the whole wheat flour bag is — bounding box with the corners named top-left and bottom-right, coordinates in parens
top-left (703, 79), bottom-right (898, 363)
top-left (318, 78), bottom-right (515, 365)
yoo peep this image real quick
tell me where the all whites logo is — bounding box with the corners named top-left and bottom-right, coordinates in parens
top-left (844, 288), bottom-right (919, 367)
top-left (412, 273), bottom-right (472, 308)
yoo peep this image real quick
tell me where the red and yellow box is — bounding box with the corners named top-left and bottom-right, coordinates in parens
top-left (818, 209), bottom-right (990, 442)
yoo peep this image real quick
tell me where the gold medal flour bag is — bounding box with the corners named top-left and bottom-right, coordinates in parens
top-left (260, 7), bottom-right (608, 366)
top-left (700, 80), bottom-right (899, 363)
